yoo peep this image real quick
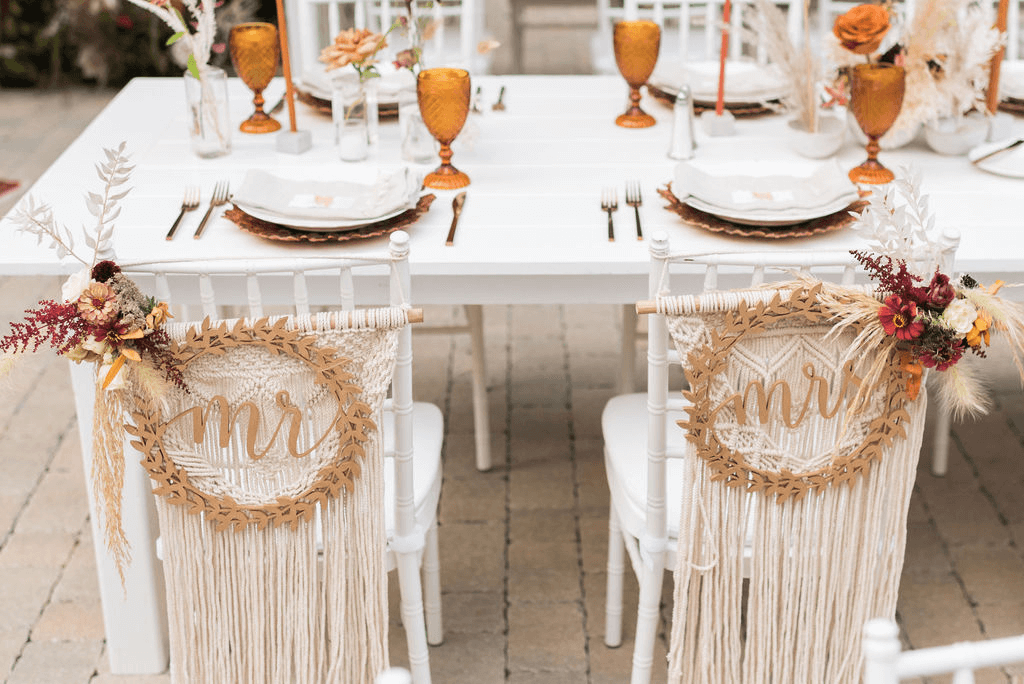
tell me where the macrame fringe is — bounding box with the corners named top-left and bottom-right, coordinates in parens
top-left (92, 378), bottom-right (131, 586)
top-left (666, 386), bottom-right (926, 684)
top-left (158, 441), bottom-right (388, 684)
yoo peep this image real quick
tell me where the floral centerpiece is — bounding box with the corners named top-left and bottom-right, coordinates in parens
top-left (0, 143), bottom-right (179, 582)
top-left (828, 1), bottom-right (1003, 144)
top-left (320, 27), bottom-right (390, 82)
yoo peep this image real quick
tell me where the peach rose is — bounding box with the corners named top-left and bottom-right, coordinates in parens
top-left (320, 28), bottom-right (387, 71)
top-left (833, 4), bottom-right (890, 55)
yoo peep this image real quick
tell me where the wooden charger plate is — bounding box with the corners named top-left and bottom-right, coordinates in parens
top-left (647, 85), bottom-right (779, 118)
top-left (658, 184), bottom-right (866, 239)
top-left (225, 194), bottom-right (436, 244)
top-left (999, 98), bottom-right (1024, 116)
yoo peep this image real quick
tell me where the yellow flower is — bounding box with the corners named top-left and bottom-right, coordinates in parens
top-left (146, 302), bottom-right (172, 330)
top-left (965, 310), bottom-right (992, 348)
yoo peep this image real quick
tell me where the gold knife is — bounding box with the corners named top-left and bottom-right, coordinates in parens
top-left (971, 138), bottom-right (1024, 165)
top-left (446, 192), bottom-right (467, 246)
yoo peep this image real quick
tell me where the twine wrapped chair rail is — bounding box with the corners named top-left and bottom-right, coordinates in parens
top-left (109, 232), bottom-right (443, 684)
top-left (602, 231), bottom-right (939, 684)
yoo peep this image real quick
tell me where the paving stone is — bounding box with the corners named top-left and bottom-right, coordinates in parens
top-left (510, 509), bottom-right (576, 544)
top-left (951, 544), bottom-right (1024, 608)
top-left (7, 639), bottom-right (103, 684)
top-left (508, 669), bottom-right (588, 683)
top-left (437, 521), bottom-right (505, 593)
top-left (508, 601), bottom-right (587, 672)
top-left (31, 598), bottom-right (105, 641)
top-left (439, 591), bottom-right (505, 635)
top-left (0, 531), bottom-right (76, 569)
top-left (0, 629), bottom-right (31, 680)
top-left (439, 474), bottom-right (507, 524)
top-left (509, 458), bottom-right (575, 511)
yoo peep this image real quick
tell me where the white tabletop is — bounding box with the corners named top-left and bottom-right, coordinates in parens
top-left (2, 74), bottom-right (1022, 303)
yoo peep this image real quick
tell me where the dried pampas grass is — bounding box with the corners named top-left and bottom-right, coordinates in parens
top-left (750, 0), bottom-right (821, 131)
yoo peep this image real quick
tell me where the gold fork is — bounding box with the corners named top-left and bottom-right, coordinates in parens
top-left (165, 185), bottom-right (200, 240)
top-left (601, 188), bottom-right (618, 242)
top-left (193, 180), bottom-right (230, 240)
top-left (625, 181), bottom-right (643, 241)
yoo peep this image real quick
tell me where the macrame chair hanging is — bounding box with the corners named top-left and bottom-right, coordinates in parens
top-left (658, 286), bottom-right (926, 684)
top-left (121, 307), bottom-right (412, 684)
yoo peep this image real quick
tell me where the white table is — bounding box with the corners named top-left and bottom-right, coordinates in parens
top-left (2, 74), bottom-right (1023, 673)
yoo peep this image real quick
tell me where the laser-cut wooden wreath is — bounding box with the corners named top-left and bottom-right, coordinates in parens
top-left (677, 286), bottom-right (913, 503)
top-left (125, 317), bottom-right (376, 532)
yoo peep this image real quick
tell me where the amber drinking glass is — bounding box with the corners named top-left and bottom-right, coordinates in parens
top-left (848, 63), bottom-right (905, 184)
top-left (229, 22), bottom-right (281, 134)
top-left (613, 21), bottom-right (661, 128)
top-left (417, 68), bottom-right (471, 189)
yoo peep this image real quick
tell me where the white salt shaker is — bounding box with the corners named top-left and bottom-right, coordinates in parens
top-left (668, 86), bottom-right (696, 160)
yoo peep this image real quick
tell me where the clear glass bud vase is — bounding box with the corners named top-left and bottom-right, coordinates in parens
top-left (332, 79), bottom-right (370, 162)
top-left (184, 66), bottom-right (231, 159)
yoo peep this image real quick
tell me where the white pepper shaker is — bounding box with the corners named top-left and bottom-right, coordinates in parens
top-left (668, 86), bottom-right (696, 160)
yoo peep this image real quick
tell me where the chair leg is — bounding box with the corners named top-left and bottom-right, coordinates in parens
top-left (423, 521), bottom-right (444, 646)
top-left (465, 305), bottom-right (492, 471)
top-left (931, 404), bottom-right (952, 476)
top-left (619, 304), bottom-right (638, 394)
top-left (605, 504), bottom-right (626, 648)
top-left (395, 551), bottom-right (432, 684)
top-left (630, 556), bottom-right (665, 684)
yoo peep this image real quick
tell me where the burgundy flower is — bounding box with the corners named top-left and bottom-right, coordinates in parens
top-left (115, 14), bottom-right (133, 30)
top-left (920, 341), bottom-right (965, 371)
top-left (91, 260), bottom-right (121, 283)
top-left (878, 295), bottom-right (924, 340)
top-left (393, 48), bottom-right (416, 70)
top-left (925, 272), bottom-right (955, 309)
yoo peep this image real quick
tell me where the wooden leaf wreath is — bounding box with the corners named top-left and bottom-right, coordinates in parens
top-left (125, 317), bottom-right (376, 532)
top-left (678, 286), bottom-right (913, 503)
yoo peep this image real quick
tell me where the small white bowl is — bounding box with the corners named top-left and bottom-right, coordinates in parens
top-left (924, 113), bottom-right (990, 156)
top-left (788, 114), bottom-right (846, 159)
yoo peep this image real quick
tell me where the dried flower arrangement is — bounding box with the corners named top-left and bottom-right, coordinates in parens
top-left (120, 0), bottom-right (218, 81)
top-left (751, 0), bottom-right (824, 132)
top-left (828, 1), bottom-right (1003, 137)
top-left (0, 142), bottom-right (178, 582)
top-left (826, 171), bottom-right (1024, 419)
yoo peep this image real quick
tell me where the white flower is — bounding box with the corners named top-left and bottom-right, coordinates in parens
top-left (61, 268), bottom-right (92, 303)
top-left (83, 338), bottom-right (109, 355)
top-left (942, 298), bottom-right (977, 334)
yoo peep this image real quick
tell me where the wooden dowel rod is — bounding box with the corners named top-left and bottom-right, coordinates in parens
top-left (636, 301), bottom-right (657, 315)
top-left (406, 308), bottom-right (425, 323)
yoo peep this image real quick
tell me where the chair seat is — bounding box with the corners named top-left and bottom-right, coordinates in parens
top-left (383, 401), bottom-right (444, 568)
top-left (602, 392), bottom-right (691, 543)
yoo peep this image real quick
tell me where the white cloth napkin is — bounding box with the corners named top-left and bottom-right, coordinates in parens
top-left (233, 168), bottom-right (420, 221)
top-left (650, 60), bottom-right (788, 103)
top-left (673, 160), bottom-right (858, 213)
top-left (1000, 62), bottom-right (1024, 100)
top-left (301, 64), bottom-right (415, 101)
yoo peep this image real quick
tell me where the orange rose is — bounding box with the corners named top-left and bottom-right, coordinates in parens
top-left (320, 28), bottom-right (387, 71)
top-left (833, 4), bottom-right (890, 55)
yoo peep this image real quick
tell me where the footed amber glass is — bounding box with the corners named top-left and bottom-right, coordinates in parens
top-left (229, 22), bottom-right (281, 134)
top-left (613, 21), bottom-right (661, 128)
top-left (417, 68), bottom-right (471, 189)
top-left (848, 63), bottom-right (905, 184)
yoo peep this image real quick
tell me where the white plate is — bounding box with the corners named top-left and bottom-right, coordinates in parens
top-left (297, 64), bottom-right (414, 104)
top-left (968, 139), bottom-right (1024, 178)
top-left (1000, 62), bottom-right (1024, 101)
top-left (234, 200), bottom-right (415, 231)
top-left (649, 60), bottom-right (788, 104)
top-left (682, 195), bottom-right (857, 226)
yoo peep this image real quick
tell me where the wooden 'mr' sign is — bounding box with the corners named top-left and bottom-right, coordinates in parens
top-left (126, 318), bottom-right (377, 532)
top-left (678, 287), bottom-right (913, 503)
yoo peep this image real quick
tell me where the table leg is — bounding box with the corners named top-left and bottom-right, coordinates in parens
top-left (69, 362), bottom-right (169, 674)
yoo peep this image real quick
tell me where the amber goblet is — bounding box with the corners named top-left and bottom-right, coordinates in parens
top-left (848, 63), bottom-right (905, 184)
top-left (417, 68), bottom-right (471, 189)
top-left (229, 22), bottom-right (281, 134)
top-left (613, 20), bottom-right (661, 128)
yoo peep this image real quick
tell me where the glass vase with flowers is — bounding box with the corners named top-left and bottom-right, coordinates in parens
top-left (321, 27), bottom-right (391, 162)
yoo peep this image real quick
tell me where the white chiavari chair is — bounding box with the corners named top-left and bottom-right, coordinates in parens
top-left (364, 0), bottom-right (492, 73)
top-left (863, 619), bottom-right (1024, 684)
top-left (602, 231), bottom-right (959, 684)
top-left (119, 232), bottom-right (443, 683)
top-left (591, 0), bottom-right (802, 75)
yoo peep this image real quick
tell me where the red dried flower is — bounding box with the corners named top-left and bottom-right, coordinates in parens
top-left (0, 301), bottom-right (88, 355)
top-left (920, 341), bottom-right (965, 371)
top-left (879, 295), bottom-right (924, 340)
top-left (115, 14), bottom-right (133, 30)
top-left (924, 271), bottom-right (955, 309)
top-left (91, 260), bottom-right (121, 283)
